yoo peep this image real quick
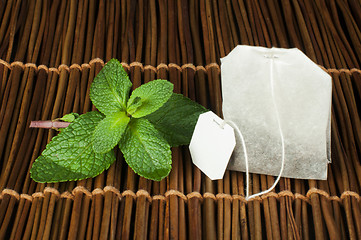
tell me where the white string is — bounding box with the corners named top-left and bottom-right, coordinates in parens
top-left (222, 53), bottom-right (285, 200)
top-left (245, 54), bottom-right (286, 200)
top-left (222, 120), bottom-right (250, 198)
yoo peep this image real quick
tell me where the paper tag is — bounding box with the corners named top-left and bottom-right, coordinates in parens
top-left (189, 111), bottom-right (236, 180)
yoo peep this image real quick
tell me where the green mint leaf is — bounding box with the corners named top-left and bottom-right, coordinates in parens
top-left (127, 80), bottom-right (173, 118)
top-left (92, 111), bottom-right (130, 153)
top-left (146, 93), bottom-right (207, 147)
top-left (30, 111), bottom-right (116, 183)
top-left (119, 118), bottom-right (172, 181)
top-left (90, 59), bottom-right (132, 115)
top-left (59, 113), bottom-right (79, 122)
top-left (127, 96), bottom-right (142, 112)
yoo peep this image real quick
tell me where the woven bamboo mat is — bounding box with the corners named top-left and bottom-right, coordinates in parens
top-left (0, 0), bottom-right (360, 239)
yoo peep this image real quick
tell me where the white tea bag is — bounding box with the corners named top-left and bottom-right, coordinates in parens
top-left (221, 45), bottom-right (331, 180)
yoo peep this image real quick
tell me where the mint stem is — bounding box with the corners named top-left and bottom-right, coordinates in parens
top-left (30, 121), bottom-right (70, 129)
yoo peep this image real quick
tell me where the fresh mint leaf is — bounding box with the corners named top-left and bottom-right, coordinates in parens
top-left (90, 59), bottom-right (132, 115)
top-left (92, 111), bottom-right (130, 153)
top-left (59, 113), bottom-right (79, 122)
top-left (119, 118), bottom-right (172, 181)
top-left (128, 96), bottom-right (142, 113)
top-left (30, 111), bottom-right (116, 183)
top-left (127, 80), bottom-right (173, 118)
top-left (146, 93), bottom-right (207, 147)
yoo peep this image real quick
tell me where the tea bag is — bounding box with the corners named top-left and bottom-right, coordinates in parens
top-left (221, 45), bottom-right (331, 180)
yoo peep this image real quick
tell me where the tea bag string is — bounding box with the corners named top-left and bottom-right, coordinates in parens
top-left (221, 120), bottom-right (251, 198)
top-left (222, 54), bottom-right (285, 200)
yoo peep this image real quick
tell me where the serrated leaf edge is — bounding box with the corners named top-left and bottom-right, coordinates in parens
top-left (30, 150), bottom-right (116, 183)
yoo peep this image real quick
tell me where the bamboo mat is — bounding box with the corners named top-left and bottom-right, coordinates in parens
top-left (0, 0), bottom-right (360, 239)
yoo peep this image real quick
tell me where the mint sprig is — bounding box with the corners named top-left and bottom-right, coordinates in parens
top-left (31, 59), bottom-right (207, 182)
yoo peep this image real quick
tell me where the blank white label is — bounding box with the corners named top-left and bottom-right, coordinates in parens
top-left (189, 111), bottom-right (236, 180)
